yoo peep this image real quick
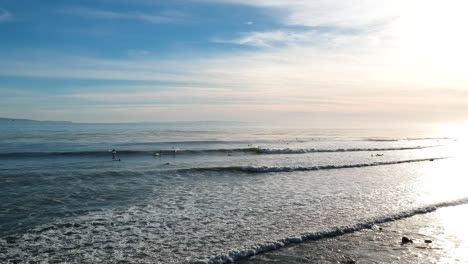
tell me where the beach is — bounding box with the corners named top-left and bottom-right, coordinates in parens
top-left (240, 203), bottom-right (468, 264)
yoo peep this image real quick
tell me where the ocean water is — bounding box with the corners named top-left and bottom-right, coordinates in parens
top-left (239, 203), bottom-right (468, 264)
top-left (0, 121), bottom-right (467, 263)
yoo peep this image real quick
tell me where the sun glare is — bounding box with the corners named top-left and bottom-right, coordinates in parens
top-left (435, 121), bottom-right (468, 162)
top-left (396, 0), bottom-right (468, 83)
top-left (442, 121), bottom-right (468, 142)
top-left (436, 205), bottom-right (468, 263)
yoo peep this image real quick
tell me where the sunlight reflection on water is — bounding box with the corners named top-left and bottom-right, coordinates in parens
top-left (414, 121), bottom-right (468, 204)
top-left (437, 205), bottom-right (468, 263)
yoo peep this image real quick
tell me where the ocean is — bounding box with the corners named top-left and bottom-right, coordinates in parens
top-left (0, 121), bottom-right (467, 263)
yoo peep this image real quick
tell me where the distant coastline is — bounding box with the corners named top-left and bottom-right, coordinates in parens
top-left (0, 117), bottom-right (246, 126)
top-left (0, 117), bottom-right (73, 125)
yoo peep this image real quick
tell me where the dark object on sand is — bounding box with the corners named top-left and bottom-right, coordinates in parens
top-left (402, 236), bottom-right (413, 244)
top-left (376, 153), bottom-right (384, 157)
top-left (429, 159), bottom-right (434, 161)
top-left (424, 239), bottom-right (433, 244)
top-left (379, 227), bottom-right (383, 231)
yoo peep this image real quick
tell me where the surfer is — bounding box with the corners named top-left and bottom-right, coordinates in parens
top-left (111, 149), bottom-right (120, 161)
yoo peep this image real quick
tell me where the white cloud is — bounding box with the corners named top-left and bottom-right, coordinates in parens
top-left (0, 8), bottom-right (12, 22)
top-left (127, 49), bottom-right (151, 58)
top-left (213, 29), bottom-right (359, 48)
top-left (199, 0), bottom-right (405, 27)
top-left (59, 6), bottom-right (183, 23)
top-left (214, 30), bottom-right (314, 47)
top-left (2, 1), bottom-right (468, 123)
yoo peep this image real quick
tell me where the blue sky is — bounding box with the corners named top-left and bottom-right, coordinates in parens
top-left (1, 0), bottom-right (468, 124)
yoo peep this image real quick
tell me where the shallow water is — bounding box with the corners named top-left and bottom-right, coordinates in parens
top-left (0, 122), bottom-right (467, 263)
top-left (239, 203), bottom-right (468, 264)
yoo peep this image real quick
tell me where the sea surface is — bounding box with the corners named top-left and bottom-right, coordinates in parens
top-left (0, 121), bottom-right (467, 263)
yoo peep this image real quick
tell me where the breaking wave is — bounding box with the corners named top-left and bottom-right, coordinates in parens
top-left (183, 157), bottom-right (446, 174)
top-left (0, 145), bottom-right (438, 158)
top-left (365, 137), bottom-right (453, 142)
top-left (194, 196), bottom-right (468, 264)
top-left (256, 145), bottom-right (437, 154)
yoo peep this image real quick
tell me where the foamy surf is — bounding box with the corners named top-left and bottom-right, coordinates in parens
top-left (1, 123), bottom-right (463, 264)
top-left (183, 157), bottom-right (447, 174)
top-left (193, 196), bottom-right (468, 264)
top-left (255, 145), bottom-right (438, 154)
top-left (0, 145), bottom-right (438, 158)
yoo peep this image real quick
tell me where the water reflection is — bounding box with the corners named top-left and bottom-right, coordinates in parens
top-left (426, 204), bottom-right (468, 263)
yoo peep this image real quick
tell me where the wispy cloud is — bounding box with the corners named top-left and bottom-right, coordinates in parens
top-left (201, 0), bottom-right (404, 27)
top-left (59, 6), bottom-right (184, 24)
top-left (213, 30), bottom-right (313, 47)
top-left (127, 49), bottom-right (151, 58)
top-left (2, 1), bottom-right (468, 123)
top-left (213, 28), bottom-right (360, 48)
top-left (0, 8), bottom-right (12, 22)
top-left (208, 0), bottom-right (398, 50)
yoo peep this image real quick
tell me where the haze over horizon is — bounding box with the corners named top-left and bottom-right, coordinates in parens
top-left (1, 0), bottom-right (467, 125)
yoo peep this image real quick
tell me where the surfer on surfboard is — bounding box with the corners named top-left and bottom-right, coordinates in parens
top-left (111, 149), bottom-right (121, 161)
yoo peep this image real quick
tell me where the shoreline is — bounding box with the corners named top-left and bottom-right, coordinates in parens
top-left (238, 203), bottom-right (468, 264)
top-left (192, 198), bottom-right (468, 264)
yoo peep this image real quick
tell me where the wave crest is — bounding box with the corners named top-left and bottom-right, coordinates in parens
top-left (256, 145), bottom-right (436, 154)
top-left (0, 145), bottom-right (438, 158)
top-left (193, 196), bottom-right (468, 264)
top-left (184, 157), bottom-right (446, 174)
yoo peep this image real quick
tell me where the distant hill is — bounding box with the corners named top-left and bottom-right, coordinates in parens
top-left (0, 117), bottom-right (72, 124)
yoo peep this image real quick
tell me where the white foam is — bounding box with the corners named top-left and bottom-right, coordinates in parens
top-left (190, 157), bottom-right (447, 173)
top-left (0, 156), bottom-right (460, 264)
top-left (256, 145), bottom-right (436, 154)
top-left (195, 197), bottom-right (468, 264)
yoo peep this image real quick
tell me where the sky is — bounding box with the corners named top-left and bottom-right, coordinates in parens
top-left (0, 0), bottom-right (467, 125)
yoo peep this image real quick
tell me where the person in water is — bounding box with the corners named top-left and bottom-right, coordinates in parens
top-left (111, 149), bottom-right (117, 160)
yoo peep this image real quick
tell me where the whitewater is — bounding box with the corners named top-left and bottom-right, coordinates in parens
top-left (0, 122), bottom-right (466, 263)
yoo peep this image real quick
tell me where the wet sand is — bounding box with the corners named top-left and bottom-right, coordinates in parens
top-left (239, 204), bottom-right (468, 264)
